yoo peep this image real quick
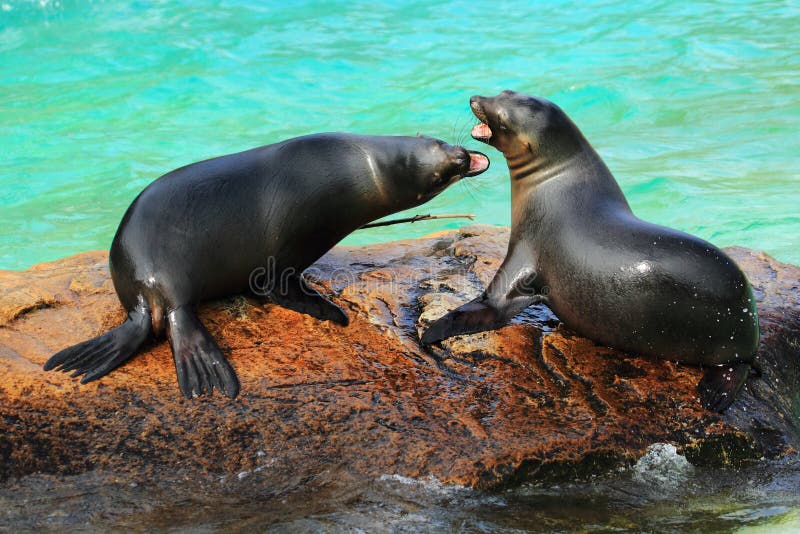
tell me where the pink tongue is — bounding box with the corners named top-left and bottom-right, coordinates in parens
top-left (469, 152), bottom-right (490, 173)
top-left (471, 122), bottom-right (492, 139)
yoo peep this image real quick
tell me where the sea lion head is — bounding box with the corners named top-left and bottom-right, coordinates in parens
top-left (398, 137), bottom-right (489, 205)
top-left (469, 90), bottom-right (585, 165)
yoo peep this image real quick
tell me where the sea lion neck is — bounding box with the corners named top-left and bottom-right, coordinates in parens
top-left (504, 136), bottom-right (616, 191)
top-left (504, 148), bottom-right (583, 187)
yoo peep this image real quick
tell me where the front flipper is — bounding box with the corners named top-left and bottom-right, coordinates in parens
top-left (698, 362), bottom-right (751, 412)
top-left (422, 252), bottom-right (542, 344)
top-left (167, 306), bottom-right (240, 399)
top-left (421, 291), bottom-right (543, 344)
top-left (421, 296), bottom-right (506, 344)
top-left (269, 275), bottom-right (349, 326)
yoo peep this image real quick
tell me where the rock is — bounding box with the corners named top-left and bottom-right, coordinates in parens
top-left (0, 226), bottom-right (798, 489)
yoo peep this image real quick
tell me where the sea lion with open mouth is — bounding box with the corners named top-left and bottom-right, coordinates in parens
top-left (421, 90), bottom-right (758, 412)
top-left (45, 133), bottom-right (489, 398)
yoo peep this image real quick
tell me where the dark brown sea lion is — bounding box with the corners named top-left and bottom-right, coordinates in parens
top-left (45, 133), bottom-right (489, 398)
top-left (422, 91), bottom-right (758, 412)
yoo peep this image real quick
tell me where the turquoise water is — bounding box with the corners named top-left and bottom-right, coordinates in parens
top-left (1, 0), bottom-right (798, 271)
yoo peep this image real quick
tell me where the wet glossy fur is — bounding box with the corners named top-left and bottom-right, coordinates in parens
top-left (46, 133), bottom-right (486, 398)
top-left (422, 91), bottom-right (759, 412)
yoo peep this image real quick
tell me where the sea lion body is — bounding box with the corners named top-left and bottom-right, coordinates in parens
top-left (47, 133), bottom-right (489, 397)
top-left (112, 135), bottom-right (437, 312)
top-left (422, 91), bottom-right (758, 411)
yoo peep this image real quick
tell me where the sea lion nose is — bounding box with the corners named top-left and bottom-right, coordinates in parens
top-left (470, 96), bottom-right (484, 113)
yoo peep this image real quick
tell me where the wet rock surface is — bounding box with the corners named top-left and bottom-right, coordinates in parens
top-left (0, 226), bottom-right (798, 489)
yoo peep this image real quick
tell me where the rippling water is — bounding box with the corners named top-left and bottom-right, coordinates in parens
top-left (2, 453), bottom-right (800, 531)
top-left (1, 0), bottom-right (798, 270)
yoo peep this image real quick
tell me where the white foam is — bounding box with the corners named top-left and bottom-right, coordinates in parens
top-left (378, 474), bottom-right (469, 496)
top-left (632, 443), bottom-right (694, 489)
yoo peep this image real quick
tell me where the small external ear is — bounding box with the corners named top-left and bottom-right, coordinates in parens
top-left (525, 142), bottom-right (533, 153)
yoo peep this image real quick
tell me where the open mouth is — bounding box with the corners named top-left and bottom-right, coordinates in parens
top-left (471, 122), bottom-right (492, 143)
top-left (464, 150), bottom-right (490, 177)
top-left (470, 100), bottom-right (492, 143)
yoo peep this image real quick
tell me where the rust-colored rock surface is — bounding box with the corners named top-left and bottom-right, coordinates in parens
top-left (1, 226), bottom-right (798, 489)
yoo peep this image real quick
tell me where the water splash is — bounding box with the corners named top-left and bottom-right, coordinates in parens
top-left (631, 442), bottom-right (694, 490)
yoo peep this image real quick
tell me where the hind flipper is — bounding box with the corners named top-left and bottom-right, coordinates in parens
top-left (167, 306), bottom-right (239, 399)
top-left (44, 307), bottom-right (151, 383)
top-left (267, 274), bottom-right (349, 326)
top-left (698, 362), bottom-right (751, 412)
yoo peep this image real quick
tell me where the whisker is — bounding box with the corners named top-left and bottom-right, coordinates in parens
top-left (458, 180), bottom-right (480, 202)
top-left (449, 111), bottom-right (475, 147)
top-left (459, 173), bottom-right (495, 201)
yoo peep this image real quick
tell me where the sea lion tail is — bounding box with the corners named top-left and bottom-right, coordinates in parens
top-left (43, 307), bottom-right (151, 383)
top-left (698, 362), bottom-right (751, 413)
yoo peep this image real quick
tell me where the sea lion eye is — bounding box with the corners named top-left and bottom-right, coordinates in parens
top-left (434, 171), bottom-right (452, 186)
top-left (496, 113), bottom-right (510, 131)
